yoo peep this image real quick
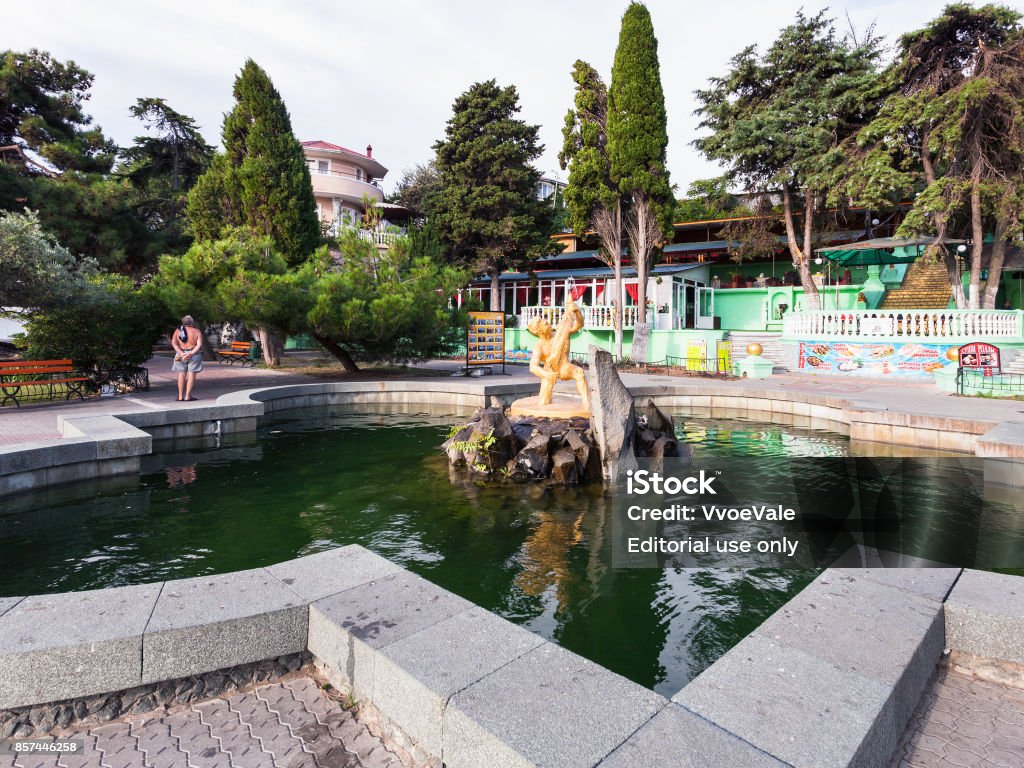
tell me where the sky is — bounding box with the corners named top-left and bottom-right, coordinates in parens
top-left (7, 0), bottom-right (965, 195)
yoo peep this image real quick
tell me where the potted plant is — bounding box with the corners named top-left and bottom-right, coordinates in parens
top-left (730, 272), bottom-right (743, 288)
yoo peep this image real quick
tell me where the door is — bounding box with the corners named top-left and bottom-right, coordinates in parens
top-left (696, 287), bottom-right (715, 329)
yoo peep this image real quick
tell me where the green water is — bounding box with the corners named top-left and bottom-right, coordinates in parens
top-left (0, 407), bottom-right (855, 695)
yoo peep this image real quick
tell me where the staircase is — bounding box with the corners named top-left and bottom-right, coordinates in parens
top-left (880, 260), bottom-right (952, 309)
top-left (728, 331), bottom-right (790, 372)
top-left (1007, 350), bottom-right (1024, 374)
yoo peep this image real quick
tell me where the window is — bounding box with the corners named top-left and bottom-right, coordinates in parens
top-left (355, 167), bottom-right (364, 181)
top-left (317, 160), bottom-right (329, 174)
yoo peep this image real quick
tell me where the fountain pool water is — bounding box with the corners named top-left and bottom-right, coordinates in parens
top-left (0, 405), bottom-right (859, 696)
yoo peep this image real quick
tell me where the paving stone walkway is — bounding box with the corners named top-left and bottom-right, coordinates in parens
top-left (890, 666), bottom-right (1024, 768)
top-left (2, 678), bottom-right (404, 768)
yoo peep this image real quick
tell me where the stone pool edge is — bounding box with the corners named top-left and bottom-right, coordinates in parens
top-left (3, 546), bottom-right (1024, 767)
top-left (1, 377), bottom-right (1023, 500)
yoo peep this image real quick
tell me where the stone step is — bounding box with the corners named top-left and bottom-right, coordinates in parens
top-left (727, 333), bottom-right (790, 371)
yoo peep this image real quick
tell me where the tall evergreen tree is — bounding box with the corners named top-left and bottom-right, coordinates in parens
top-left (560, 60), bottom-right (625, 356)
top-left (696, 10), bottom-right (881, 311)
top-left (186, 59), bottom-right (319, 265)
top-left (607, 1), bottom-right (673, 357)
top-left (431, 79), bottom-right (553, 311)
top-left (120, 97), bottom-right (214, 247)
top-left (838, 4), bottom-right (1022, 308)
top-left (0, 49), bottom-right (116, 173)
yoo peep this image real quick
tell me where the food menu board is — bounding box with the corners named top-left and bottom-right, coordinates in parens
top-left (958, 342), bottom-right (1001, 376)
top-left (797, 341), bottom-right (958, 378)
top-left (467, 311), bottom-right (505, 369)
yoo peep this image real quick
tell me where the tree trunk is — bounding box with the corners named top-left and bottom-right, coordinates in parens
top-left (614, 258), bottom-right (623, 359)
top-left (311, 332), bottom-right (360, 372)
top-left (782, 187), bottom-right (820, 311)
top-left (923, 138), bottom-right (967, 308)
top-left (968, 174), bottom-right (984, 309)
top-left (254, 328), bottom-right (284, 367)
top-left (490, 271), bottom-right (501, 312)
top-left (982, 214), bottom-right (1010, 309)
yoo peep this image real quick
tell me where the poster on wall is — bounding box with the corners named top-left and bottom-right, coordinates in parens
top-left (716, 340), bottom-right (732, 374)
top-left (467, 311), bottom-right (505, 371)
top-left (797, 341), bottom-right (958, 377)
top-left (957, 342), bottom-right (1001, 376)
top-left (685, 339), bottom-right (707, 371)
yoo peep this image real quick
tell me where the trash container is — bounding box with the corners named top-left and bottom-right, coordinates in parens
top-left (249, 341), bottom-right (262, 362)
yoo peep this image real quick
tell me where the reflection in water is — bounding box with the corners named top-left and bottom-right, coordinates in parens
top-left (165, 466), bottom-right (197, 487)
top-left (1, 406), bottom-right (1017, 696)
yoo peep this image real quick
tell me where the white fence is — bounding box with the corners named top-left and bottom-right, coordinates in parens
top-left (520, 304), bottom-right (641, 330)
top-left (783, 309), bottom-right (1024, 341)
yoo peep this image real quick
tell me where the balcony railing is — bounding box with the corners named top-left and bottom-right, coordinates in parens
top-left (355, 229), bottom-right (402, 247)
top-left (783, 309), bottom-right (1024, 341)
top-left (310, 167), bottom-right (381, 188)
top-left (520, 304), bottom-right (641, 330)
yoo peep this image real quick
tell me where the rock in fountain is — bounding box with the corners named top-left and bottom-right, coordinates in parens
top-left (442, 328), bottom-right (689, 485)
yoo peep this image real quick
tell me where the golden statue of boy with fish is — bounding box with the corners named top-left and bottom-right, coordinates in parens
top-left (509, 291), bottom-right (591, 418)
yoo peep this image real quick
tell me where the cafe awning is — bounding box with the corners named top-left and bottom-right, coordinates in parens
top-left (815, 237), bottom-right (966, 267)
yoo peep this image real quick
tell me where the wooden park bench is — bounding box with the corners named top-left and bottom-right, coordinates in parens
top-left (217, 341), bottom-right (257, 367)
top-left (0, 359), bottom-right (91, 407)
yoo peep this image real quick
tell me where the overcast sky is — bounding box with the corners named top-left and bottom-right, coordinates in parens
top-left (8, 0), bottom-right (962, 194)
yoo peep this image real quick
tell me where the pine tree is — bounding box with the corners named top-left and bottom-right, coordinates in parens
top-left (431, 80), bottom-right (553, 311)
top-left (186, 59), bottom-right (319, 265)
top-left (696, 11), bottom-right (880, 311)
top-left (607, 3), bottom-right (673, 358)
top-left (838, 4), bottom-right (1023, 309)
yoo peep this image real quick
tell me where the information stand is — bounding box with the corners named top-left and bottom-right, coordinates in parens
top-left (466, 311), bottom-right (505, 374)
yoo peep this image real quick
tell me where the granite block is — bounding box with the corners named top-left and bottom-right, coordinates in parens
top-left (374, 605), bottom-right (545, 757)
top-left (598, 703), bottom-right (787, 768)
top-left (0, 583), bottom-right (161, 708)
top-left (266, 546), bottom-right (402, 603)
top-left (945, 569), bottom-right (1024, 664)
top-left (142, 568), bottom-right (306, 683)
top-left (673, 633), bottom-right (892, 768)
top-left (443, 642), bottom-right (665, 768)
top-left (308, 571), bottom-right (472, 699)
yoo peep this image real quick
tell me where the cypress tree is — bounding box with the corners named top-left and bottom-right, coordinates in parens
top-left (607, 2), bottom-right (672, 352)
top-left (187, 59), bottom-right (319, 265)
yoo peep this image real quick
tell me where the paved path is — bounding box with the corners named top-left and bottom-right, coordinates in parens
top-left (890, 666), bottom-right (1024, 768)
top-left (2, 678), bottom-right (403, 768)
top-left (0, 357), bottom-right (325, 446)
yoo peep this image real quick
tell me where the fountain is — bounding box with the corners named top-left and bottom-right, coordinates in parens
top-left (443, 295), bottom-right (685, 484)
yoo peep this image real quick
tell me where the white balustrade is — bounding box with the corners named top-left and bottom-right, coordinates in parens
top-left (783, 309), bottom-right (1024, 341)
top-left (355, 229), bottom-right (402, 246)
top-left (519, 304), bottom-right (640, 330)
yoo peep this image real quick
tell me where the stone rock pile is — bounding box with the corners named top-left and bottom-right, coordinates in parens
top-left (442, 349), bottom-right (690, 485)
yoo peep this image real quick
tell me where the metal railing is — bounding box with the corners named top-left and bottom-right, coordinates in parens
top-left (520, 304), bottom-right (641, 330)
top-left (956, 368), bottom-right (1024, 397)
top-left (783, 309), bottom-right (1024, 341)
top-left (566, 352), bottom-right (734, 377)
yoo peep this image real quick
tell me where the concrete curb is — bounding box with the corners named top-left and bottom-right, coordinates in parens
top-left (945, 569), bottom-right (1024, 665)
top-left (7, 546), bottom-right (1019, 768)
top-left (2, 377), bottom-right (1023, 501)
